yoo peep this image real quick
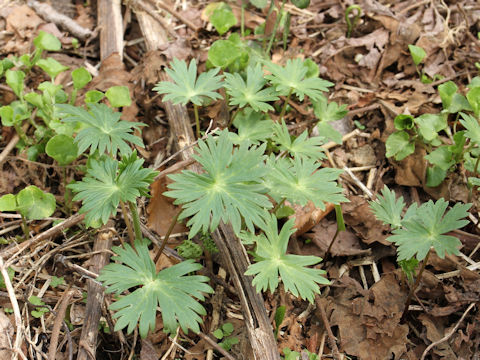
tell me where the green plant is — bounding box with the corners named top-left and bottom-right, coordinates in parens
top-left (153, 58), bottom-right (223, 138)
top-left (0, 185), bottom-right (56, 239)
top-left (386, 77), bottom-right (480, 188)
top-left (283, 348), bottom-right (318, 360)
top-left (212, 322), bottom-right (239, 351)
top-left (29, 295), bottom-right (50, 318)
top-left (97, 240), bottom-right (213, 337)
top-left (345, 5), bottom-right (362, 38)
top-left (369, 186), bottom-right (471, 320)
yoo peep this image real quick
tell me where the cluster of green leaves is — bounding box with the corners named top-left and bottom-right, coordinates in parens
top-left (212, 322), bottom-right (239, 351)
top-left (386, 76), bottom-right (480, 187)
top-left (369, 186), bottom-right (471, 262)
top-left (155, 57), bottom-right (345, 145)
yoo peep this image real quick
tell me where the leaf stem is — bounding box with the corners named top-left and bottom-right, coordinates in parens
top-left (271, 198), bottom-right (286, 214)
top-left (324, 205), bottom-right (345, 260)
top-left (279, 89), bottom-right (293, 120)
top-left (154, 210), bottom-right (181, 263)
top-left (265, 0), bottom-right (287, 55)
top-left (193, 104), bottom-right (201, 139)
top-left (121, 200), bottom-right (135, 246)
top-left (128, 200), bottom-right (143, 242)
top-left (20, 215), bottom-right (29, 240)
top-left (400, 250), bottom-right (430, 323)
top-left (345, 5), bottom-right (362, 38)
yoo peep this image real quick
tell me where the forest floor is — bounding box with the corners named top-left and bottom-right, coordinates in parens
top-left (0, 0), bottom-right (480, 359)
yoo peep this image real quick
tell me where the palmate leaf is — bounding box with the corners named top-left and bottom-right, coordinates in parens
top-left (368, 185), bottom-right (405, 229)
top-left (230, 108), bottom-right (274, 145)
top-left (69, 153), bottom-right (158, 225)
top-left (265, 156), bottom-right (346, 209)
top-left (153, 58), bottom-right (223, 106)
top-left (245, 213), bottom-right (329, 303)
top-left (224, 64), bottom-right (279, 112)
top-left (165, 130), bottom-right (272, 237)
top-left (57, 103), bottom-right (145, 157)
top-left (97, 241), bottom-right (213, 337)
top-left (459, 112), bottom-right (480, 146)
top-left (265, 58), bottom-right (333, 101)
top-left (388, 199), bottom-right (471, 261)
top-left (272, 119), bottom-right (326, 160)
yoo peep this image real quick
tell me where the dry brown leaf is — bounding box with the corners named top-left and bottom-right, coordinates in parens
top-left (304, 219), bottom-right (369, 257)
top-left (0, 310), bottom-right (13, 359)
top-left (342, 195), bottom-right (390, 246)
top-left (147, 178), bottom-right (188, 237)
top-left (327, 273), bottom-right (408, 359)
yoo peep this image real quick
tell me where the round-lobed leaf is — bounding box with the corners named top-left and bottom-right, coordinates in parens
top-left (408, 44), bottom-right (426, 66)
top-left (105, 86), bottom-right (132, 107)
top-left (0, 194), bottom-right (17, 212)
top-left (72, 67), bottom-right (92, 90)
top-left (36, 58), bottom-right (69, 79)
top-left (33, 30), bottom-right (61, 51)
top-left (46, 134), bottom-right (79, 165)
top-left (85, 90), bottom-right (105, 103)
top-left (16, 185), bottom-right (56, 220)
top-left (5, 70), bottom-right (25, 98)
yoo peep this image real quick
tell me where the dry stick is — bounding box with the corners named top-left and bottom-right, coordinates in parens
top-left (77, 221), bottom-right (114, 360)
top-left (0, 257), bottom-right (26, 360)
top-left (153, 210), bottom-right (181, 263)
top-left (0, 123), bottom-right (29, 168)
top-left (420, 302), bottom-right (476, 360)
top-left (315, 297), bottom-right (341, 360)
top-left (1, 213), bottom-right (85, 267)
top-left (48, 290), bottom-right (75, 360)
top-left (147, 0), bottom-right (200, 32)
top-left (27, 0), bottom-right (93, 40)
top-left (130, 0), bottom-right (178, 39)
top-left (198, 333), bottom-right (237, 360)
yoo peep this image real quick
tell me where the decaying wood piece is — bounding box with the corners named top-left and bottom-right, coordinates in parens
top-left (98, 0), bottom-right (123, 61)
top-left (130, 0), bottom-right (174, 47)
top-left (161, 85), bottom-right (280, 360)
top-left (77, 221), bottom-right (114, 360)
top-left (27, 0), bottom-right (93, 40)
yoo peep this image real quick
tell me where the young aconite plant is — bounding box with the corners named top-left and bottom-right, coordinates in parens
top-left (369, 186), bottom-right (471, 321)
top-left (165, 129), bottom-right (346, 304)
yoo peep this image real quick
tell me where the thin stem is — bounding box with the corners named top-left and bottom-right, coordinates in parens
top-left (193, 104), bottom-right (201, 139)
top-left (121, 200), bottom-right (135, 246)
top-left (345, 5), bottom-right (362, 38)
top-left (13, 123), bottom-right (29, 145)
top-left (128, 200), bottom-right (143, 242)
top-left (227, 107), bottom-right (241, 128)
top-left (265, 0), bottom-right (286, 56)
top-left (271, 197), bottom-right (286, 214)
top-left (20, 215), bottom-right (29, 240)
top-left (324, 229), bottom-right (340, 261)
top-left (262, 0), bottom-right (276, 51)
top-left (400, 250), bottom-right (430, 323)
top-left (240, 0), bottom-right (245, 39)
top-left (63, 167), bottom-right (72, 216)
top-left (154, 210), bottom-right (181, 263)
top-left (279, 89), bottom-right (293, 120)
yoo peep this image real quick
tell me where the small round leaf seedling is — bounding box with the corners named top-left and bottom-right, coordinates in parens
top-left (16, 185), bottom-right (56, 220)
top-left (105, 86), bottom-right (132, 107)
top-left (33, 30), bottom-right (62, 51)
top-left (46, 134), bottom-right (79, 165)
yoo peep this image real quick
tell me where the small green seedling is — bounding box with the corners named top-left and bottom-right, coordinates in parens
top-left (154, 58), bottom-right (223, 138)
top-left (50, 276), bottom-right (65, 288)
top-left (204, 2), bottom-right (237, 35)
top-left (274, 305), bottom-right (286, 338)
top-left (345, 5), bottom-right (362, 38)
top-left (283, 348), bottom-right (318, 360)
top-left (212, 322), bottom-right (239, 351)
top-left (0, 185), bottom-right (56, 239)
top-left (29, 295), bottom-right (50, 318)
top-left (369, 186), bottom-right (471, 321)
top-left (97, 240), bottom-right (213, 337)
top-left (0, 267), bottom-right (14, 289)
top-left (177, 239), bottom-right (203, 259)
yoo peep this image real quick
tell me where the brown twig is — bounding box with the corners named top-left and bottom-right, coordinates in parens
top-left (48, 290), bottom-right (75, 360)
top-left (27, 0), bottom-right (93, 39)
top-left (0, 256), bottom-right (27, 360)
top-left (147, 0), bottom-right (200, 32)
top-left (420, 303), bottom-right (476, 360)
top-left (1, 213), bottom-right (85, 267)
top-left (315, 297), bottom-right (341, 360)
